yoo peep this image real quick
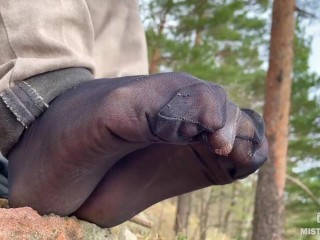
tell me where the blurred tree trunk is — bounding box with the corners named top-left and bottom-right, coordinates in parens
top-left (252, 0), bottom-right (296, 239)
top-left (149, 47), bottom-right (161, 74)
top-left (199, 188), bottom-right (214, 240)
top-left (148, 0), bottom-right (173, 74)
top-left (218, 187), bottom-right (224, 227)
top-left (223, 183), bottom-right (238, 232)
top-left (174, 194), bottom-right (191, 236)
top-left (193, 0), bottom-right (206, 47)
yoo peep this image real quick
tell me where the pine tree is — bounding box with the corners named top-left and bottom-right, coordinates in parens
top-left (252, 0), bottom-right (296, 239)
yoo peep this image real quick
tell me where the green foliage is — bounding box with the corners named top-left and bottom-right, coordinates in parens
top-left (286, 23), bottom-right (320, 240)
top-left (142, 0), bottom-right (269, 106)
top-left (175, 233), bottom-right (188, 240)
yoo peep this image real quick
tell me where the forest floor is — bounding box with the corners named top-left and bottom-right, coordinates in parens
top-left (118, 198), bottom-right (232, 240)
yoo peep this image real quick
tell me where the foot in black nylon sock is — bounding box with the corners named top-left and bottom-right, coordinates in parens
top-left (75, 137), bottom-right (267, 228)
top-left (8, 72), bottom-right (267, 218)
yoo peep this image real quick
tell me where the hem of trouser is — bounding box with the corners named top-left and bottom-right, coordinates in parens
top-left (1, 67), bottom-right (93, 127)
top-left (0, 67), bottom-right (94, 157)
top-left (0, 153), bottom-right (8, 199)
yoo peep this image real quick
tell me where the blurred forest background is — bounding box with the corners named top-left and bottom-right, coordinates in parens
top-left (125, 0), bottom-right (320, 239)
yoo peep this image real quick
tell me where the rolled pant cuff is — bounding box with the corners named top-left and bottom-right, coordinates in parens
top-left (0, 67), bottom-right (94, 156)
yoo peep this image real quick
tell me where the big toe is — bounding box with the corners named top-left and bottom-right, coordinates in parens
top-left (226, 109), bottom-right (268, 179)
top-left (231, 136), bottom-right (268, 179)
top-left (237, 109), bottom-right (265, 145)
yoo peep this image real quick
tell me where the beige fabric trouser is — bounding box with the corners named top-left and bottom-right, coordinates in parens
top-left (0, 0), bottom-right (149, 156)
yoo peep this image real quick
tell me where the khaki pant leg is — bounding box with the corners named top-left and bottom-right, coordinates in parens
top-left (86, 0), bottom-right (149, 77)
top-left (0, 0), bottom-right (95, 155)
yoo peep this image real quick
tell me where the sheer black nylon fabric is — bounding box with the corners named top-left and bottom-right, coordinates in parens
top-left (7, 73), bottom-right (267, 227)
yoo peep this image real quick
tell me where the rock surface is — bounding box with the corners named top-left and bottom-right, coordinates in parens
top-left (0, 207), bottom-right (115, 240)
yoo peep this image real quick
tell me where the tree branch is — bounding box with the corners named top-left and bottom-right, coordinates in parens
top-left (129, 216), bottom-right (153, 229)
top-left (295, 5), bottom-right (318, 19)
top-left (286, 174), bottom-right (320, 206)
